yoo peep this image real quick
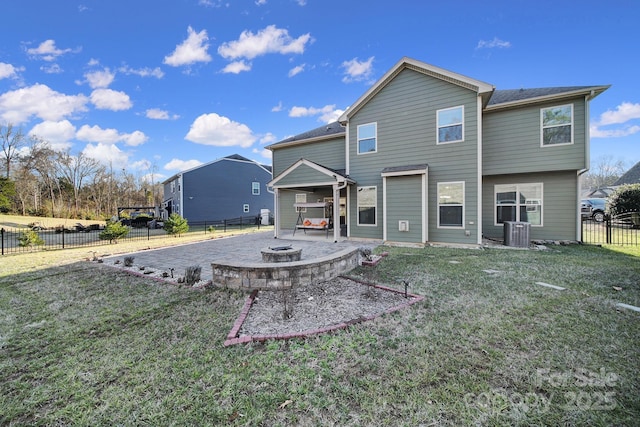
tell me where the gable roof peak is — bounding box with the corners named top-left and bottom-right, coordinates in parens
top-left (338, 57), bottom-right (495, 123)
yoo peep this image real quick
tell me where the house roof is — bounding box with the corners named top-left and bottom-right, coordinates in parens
top-left (266, 122), bottom-right (344, 150)
top-left (486, 85), bottom-right (610, 110)
top-left (162, 154), bottom-right (271, 184)
top-left (614, 161), bottom-right (640, 186)
top-left (338, 57), bottom-right (495, 123)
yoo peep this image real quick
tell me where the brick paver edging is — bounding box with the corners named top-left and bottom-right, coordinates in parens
top-left (223, 276), bottom-right (424, 347)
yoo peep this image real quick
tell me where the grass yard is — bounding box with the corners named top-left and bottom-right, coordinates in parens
top-left (1, 242), bottom-right (638, 426)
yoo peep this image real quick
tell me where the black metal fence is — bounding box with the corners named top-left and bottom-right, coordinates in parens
top-left (1, 215), bottom-right (270, 255)
top-left (582, 212), bottom-right (640, 246)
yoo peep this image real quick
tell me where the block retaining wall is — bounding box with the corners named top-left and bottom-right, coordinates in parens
top-left (211, 247), bottom-right (360, 291)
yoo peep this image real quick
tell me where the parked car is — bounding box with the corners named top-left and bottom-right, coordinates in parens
top-left (581, 198), bottom-right (606, 222)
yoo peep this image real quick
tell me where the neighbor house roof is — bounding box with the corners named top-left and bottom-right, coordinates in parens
top-left (162, 154), bottom-right (271, 184)
top-left (614, 161), bottom-right (640, 186)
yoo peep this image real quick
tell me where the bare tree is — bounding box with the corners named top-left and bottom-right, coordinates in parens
top-left (1, 123), bottom-right (25, 178)
top-left (583, 155), bottom-right (627, 191)
top-left (56, 150), bottom-right (100, 217)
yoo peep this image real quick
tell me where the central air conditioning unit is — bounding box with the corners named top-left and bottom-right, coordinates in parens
top-left (504, 221), bottom-right (530, 247)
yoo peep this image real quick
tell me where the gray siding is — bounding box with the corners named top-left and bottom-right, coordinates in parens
top-left (274, 163), bottom-right (337, 187)
top-left (272, 136), bottom-right (345, 177)
top-left (347, 68), bottom-right (480, 244)
top-left (180, 159), bottom-right (273, 222)
top-left (482, 171), bottom-right (579, 241)
top-left (385, 175), bottom-right (423, 243)
top-left (483, 97), bottom-right (587, 175)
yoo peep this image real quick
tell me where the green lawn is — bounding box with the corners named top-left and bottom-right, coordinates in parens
top-left (1, 243), bottom-right (638, 426)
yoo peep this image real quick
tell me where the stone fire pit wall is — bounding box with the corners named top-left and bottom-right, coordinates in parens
top-left (212, 247), bottom-right (360, 290)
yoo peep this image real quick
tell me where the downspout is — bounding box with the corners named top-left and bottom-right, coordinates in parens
top-left (577, 90), bottom-right (595, 241)
top-left (477, 95), bottom-right (483, 245)
top-left (334, 179), bottom-right (348, 242)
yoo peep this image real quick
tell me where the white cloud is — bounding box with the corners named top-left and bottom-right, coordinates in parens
top-left (90, 88), bottom-right (132, 111)
top-left (596, 102), bottom-right (640, 126)
top-left (76, 124), bottom-right (148, 146)
top-left (85, 68), bottom-right (115, 89)
top-left (295, 0), bottom-right (306, 5)
top-left (164, 26), bottom-right (212, 67)
top-left (271, 101), bottom-right (283, 112)
top-left (82, 143), bottom-right (129, 168)
top-left (0, 62), bottom-right (24, 79)
top-left (28, 120), bottom-right (76, 151)
top-left (590, 102), bottom-right (640, 138)
top-left (341, 56), bottom-right (374, 83)
top-left (146, 108), bottom-right (179, 120)
top-left (0, 83), bottom-right (88, 124)
top-left (218, 25), bottom-right (312, 60)
top-left (164, 158), bottom-right (203, 171)
top-left (476, 37), bottom-right (512, 49)
top-left (289, 104), bottom-right (344, 123)
top-left (41, 64), bottom-right (63, 74)
top-left (255, 0), bottom-right (267, 5)
top-left (185, 113), bottom-right (256, 148)
top-left (130, 159), bottom-right (152, 170)
top-left (288, 64), bottom-right (305, 77)
top-left (252, 147), bottom-right (272, 160)
top-left (259, 132), bottom-right (277, 144)
top-left (118, 65), bottom-right (165, 79)
top-left (221, 60), bottom-right (252, 74)
top-left (26, 39), bottom-right (79, 61)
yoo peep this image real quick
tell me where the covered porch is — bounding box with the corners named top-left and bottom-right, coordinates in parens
top-left (269, 159), bottom-right (355, 243)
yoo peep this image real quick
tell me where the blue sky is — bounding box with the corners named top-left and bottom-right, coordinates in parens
top-left (1, 0), bottom-right (638, 183)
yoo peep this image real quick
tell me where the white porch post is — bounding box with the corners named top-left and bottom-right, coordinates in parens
top-left (273, 188), bottom-right (280, 238)
top-left (333, 184), bottom-right (340, 242)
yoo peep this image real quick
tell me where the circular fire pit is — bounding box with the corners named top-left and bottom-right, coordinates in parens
top-left (261, 246), bottom-right (302, 263)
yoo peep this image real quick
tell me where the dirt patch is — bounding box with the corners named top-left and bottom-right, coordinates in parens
top-left (238, 276), bottom-right (422, 337)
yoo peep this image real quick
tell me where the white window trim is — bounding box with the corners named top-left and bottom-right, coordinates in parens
top-left (437, 105), bottom-right (464, 145)
top-left (494, 183), bottom-right (544, 226)
top-left (295, 193), bottom-right (307, 213)
top-left (437, 181), bottom-right (465, 229)
top-left (357, 185), bottom-right (377, 226)
top-left (357, 122), bottom-right (377, 155)
top-left (252, 181), bottom-right (260, 195)
top-left (540, 104), bottom-right (574, 147)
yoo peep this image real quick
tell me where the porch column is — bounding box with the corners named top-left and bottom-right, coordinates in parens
top-left (333, 184), bottom-right (340, 242)
top-left (273, 188), bottom-right (280, 239)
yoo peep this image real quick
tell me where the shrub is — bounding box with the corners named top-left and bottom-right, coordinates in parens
top-left (99, 221), bottom-right (129, 243)
top-left (608, 184), bottom-right (640, 215)
top-left (18, 229), bottom-right (45, 248)
top-left (185, 265), bottom-right (202, 286)
top-left (164, 213), bottom-right (189, 237)
top-left (123, 256), bottom-right (135, 267)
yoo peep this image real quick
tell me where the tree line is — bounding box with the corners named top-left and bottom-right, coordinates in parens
top-left (1, 123), bottom-right (163, 220)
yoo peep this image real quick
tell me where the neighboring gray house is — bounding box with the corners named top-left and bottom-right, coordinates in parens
top-left (614, 161), bottom-right (640, 186)
top-left (162, 154), bottom-right (273, 223)
top-left (267, 57), bottom-right (609, 244)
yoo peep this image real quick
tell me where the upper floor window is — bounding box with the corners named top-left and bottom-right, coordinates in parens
top-left (495, 183), bottom-right (543, 226)
top-left (541, 104), bottom-right (573, 146)
top-left (437, 182), bottom-right (464, 228)
top-left (357, 186), bottom-right (377, 226)
top-left (437, 106), bottom-right (464, 144)
top-left (252, 182), bottom-right (260, 195)
top-left (357, 123), bottom-right (377, 154)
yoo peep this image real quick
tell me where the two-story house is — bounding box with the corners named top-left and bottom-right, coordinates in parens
top-left (267, 57), bottom-right (608, 245)
top-left (162, 154), bottom-right (273, 223)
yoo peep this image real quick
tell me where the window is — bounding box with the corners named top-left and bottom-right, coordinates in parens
top-left (357, 186), bottom-right (377, 226)
top-left (495, 183), bottom-right (543, 226)
top-left (437, 182), bottom-right (464, 227)
top-left (170, 181), bottom-right (175, 193)
top-left (243, 204), bottom-right (250, 213)
top-left (541, 104), bottom-right (573, 146)
top-left (252, 182), bottom-right (260, 195)
top-left (357, 123), bottom-right (377, 154)
top-left (295, 193), bottom-right (307, 213)
top-left (437, 106), bottom-right (464, 144)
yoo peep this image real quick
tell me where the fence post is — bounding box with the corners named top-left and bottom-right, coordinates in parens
top-left (1, 228), bottom-right (4, 255)
top-left (62, 228), bottom-right (65, 249)
top-left (147, 226), bottom-right (150, 240)
top-left (606, 215), bottom-right (611, 244)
